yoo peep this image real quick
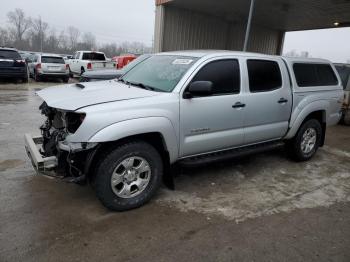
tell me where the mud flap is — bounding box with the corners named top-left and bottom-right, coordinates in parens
top-left (163, 164), bottom-right (177, 190)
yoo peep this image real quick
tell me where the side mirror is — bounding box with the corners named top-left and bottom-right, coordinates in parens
top-left (184, 81), bottom-right (213, 99)
top-left (25, 58), bottom-right (32, 63)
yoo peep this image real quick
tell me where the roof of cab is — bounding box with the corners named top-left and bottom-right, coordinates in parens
top-left (0, 47), bottom-right (18, 51)
top-left (158, 50), bottom-right (276, 59)
top-left (40, 53), bottom-right (64, 58)
top-left (282, 56), bottom-right (332, 64)
top-left (77, 50), bottom-right (105, 54)
top-left (157, 50), bottom-right (333, 64)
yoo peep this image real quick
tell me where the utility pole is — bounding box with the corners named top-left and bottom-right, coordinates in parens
top-left (40, 30), bottom-right (43, 53)
top-left (243, 0), bottom-right (255, 52)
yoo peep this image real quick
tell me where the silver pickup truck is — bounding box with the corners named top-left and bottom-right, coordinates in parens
top-left (25, 50), bottom-right (343, 211)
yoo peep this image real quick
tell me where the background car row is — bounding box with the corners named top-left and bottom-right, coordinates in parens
top-left (0, 47), bottom-right (140, 83)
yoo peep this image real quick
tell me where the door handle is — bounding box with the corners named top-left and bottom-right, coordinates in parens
top-left (232, 102), bottom-right (246, 108)
top-left (278, 98), bottom-right (288, 104)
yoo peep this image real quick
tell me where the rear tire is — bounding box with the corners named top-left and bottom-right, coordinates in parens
top-left (34, 70), bottom-right (40, 82)
top-left (68, 66), bottom-right (74, 78)
top-left (344, 110), bottom-right (350, 126)
top-left (62, 77), bottom-right (69, 83)
top-left (22, 75), bottom-right (29, 83)
top-left (22, 67), bottom-right (29, 83)
top-left (95, 141), bottom-right (163, 211)
top-left (286, 119), bottom-right (322, 162)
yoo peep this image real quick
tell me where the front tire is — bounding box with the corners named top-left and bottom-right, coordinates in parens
top-left (287, 119), bottom-right (322, 162)
top-left (34, 70), bottom-right (40, 82)
top-left (95, 141), bottom-right (163, 211)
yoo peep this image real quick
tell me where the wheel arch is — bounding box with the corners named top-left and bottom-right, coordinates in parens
top-left (286, 108), bottom-right (327, 146)
top-left (85, 132), bottom-right (172, 186)
top-left (85, 117), bottom-right (179, 184)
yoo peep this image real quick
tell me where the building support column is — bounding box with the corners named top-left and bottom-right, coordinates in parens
top-left (243, 0), bottom-right (255, 52)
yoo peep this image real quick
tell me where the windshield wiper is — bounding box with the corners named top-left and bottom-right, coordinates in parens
top-left (118, 78), bottom-right (127, 84)
top-left (129, 82), bottom-right (155, 91)
top-left (118, 79), bottom-right (166, 92)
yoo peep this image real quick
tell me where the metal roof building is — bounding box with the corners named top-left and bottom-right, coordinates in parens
top-left (154, 0), bottom-right (350, 55)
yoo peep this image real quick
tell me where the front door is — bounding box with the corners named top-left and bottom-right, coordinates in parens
top-left (71, 52), bottom-right (80, 73)
top-left (179, 59), bottom-right (245, 157)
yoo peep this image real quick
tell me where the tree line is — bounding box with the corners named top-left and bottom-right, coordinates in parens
top-left (0, 8), bottom-right (152, 57)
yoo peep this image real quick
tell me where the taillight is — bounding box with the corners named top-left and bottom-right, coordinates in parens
top-left (87, 63), bottom-right (92, 69)
top-left (36, 63), bottom-right (42, 69)
top-left (65, 64), bottom-right (69, 70)
top-left (15, 59), bottom-right (26, 64)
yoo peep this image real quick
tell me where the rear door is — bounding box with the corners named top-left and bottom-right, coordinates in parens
top-left (179, 58), bottom-right (245, 157)
top-left (242, 58), bottom-right (292, 144)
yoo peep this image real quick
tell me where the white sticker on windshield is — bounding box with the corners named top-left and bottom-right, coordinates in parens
top-left (172, 59), bottom-right (194, 65)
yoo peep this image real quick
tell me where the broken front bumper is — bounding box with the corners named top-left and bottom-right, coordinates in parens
top-left (24, 134), bottom-right (57, 173)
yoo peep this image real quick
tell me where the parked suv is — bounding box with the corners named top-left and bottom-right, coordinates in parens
top-left (0, 47), bottom-right (29, 82)
top-left (28, 54), bottom-right (69, 82)
top-left (25, 51), bottom-right (343, 211)
top-left (334, 63), bottom-right (350, 124)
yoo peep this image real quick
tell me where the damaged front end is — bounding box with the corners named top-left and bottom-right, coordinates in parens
top-left (25, 102), bottom-right (97, 183)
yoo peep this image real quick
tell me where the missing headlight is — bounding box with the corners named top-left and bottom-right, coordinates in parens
top-left (65, 112), bottom-right (86, 133)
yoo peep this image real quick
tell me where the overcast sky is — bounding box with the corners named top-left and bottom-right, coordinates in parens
top-left (283, 28), bottom-right (350, 63)
top-left (0, 0), bottom-right (156, 45)
top-left (1, 0), bottom-right (349, 63)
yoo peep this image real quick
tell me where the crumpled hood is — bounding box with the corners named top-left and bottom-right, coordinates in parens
top-left (82, 69), bottom-right (123, 79)
top-left (37, 81), bottom-right (160, 111)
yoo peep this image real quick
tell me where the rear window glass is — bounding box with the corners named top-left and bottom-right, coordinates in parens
top-left (247, 60), bottom-right (282, 92)
top-left (82, 52), bottom-right (105, 61)
top-left (0, 50), bottom-right (21, 59)
top-left (293, 63), bottom-right (338, 87)
top-left (41, 56), bottom-right (65, 64)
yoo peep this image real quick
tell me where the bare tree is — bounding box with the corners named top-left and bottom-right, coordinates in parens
top-left (7, 8), bottom-right (31, 45)
top-left (3, 8), bottom-right (152, 55)
top-left (67, 26), bottom-right (80, 51)
top-left (0, 27), bottom-right (11, 46)
top-left (81, 32), bottom-right (96, 50)
top-left (58, 30), bottom-right (68, 51)
top-left (31, 16), bottom-right (49, 52)
top-left (99, 43), bottom-right (118, 58)
top-left (46, 28), bottom-right (59, 53)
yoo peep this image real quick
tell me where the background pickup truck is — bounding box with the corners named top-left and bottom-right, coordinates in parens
top-left (68, 51), bottom-right (115, 76)
top-left (25, 51), bottom-right (344, 212)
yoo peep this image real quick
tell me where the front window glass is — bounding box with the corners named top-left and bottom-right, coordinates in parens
top-left (119, 54), bottom-right (151, 75)
top-left (191, 59), bottom-right (240, 95)
top-left (121, 55), bottom-right (198, 92)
